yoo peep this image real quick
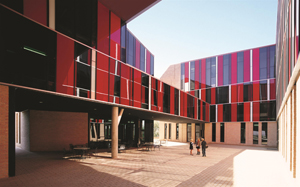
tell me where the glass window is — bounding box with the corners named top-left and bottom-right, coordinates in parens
top-left (241, 123), bottom-right (246, 143)
top-left (269, 45), bottom-right (275, 78)
top-left (223, 104), bottom-right (231, 122)
top-left (153, 90), bottom-right (157, 106)
top-left (76, 43), bottom-right (91, 90)
top-left (187, 95), bottom-right (194, 118)
top-left (220, 123), bottom-right (225, 142)
top-left (237, 103), bottom-right (244, 121)
top-left (163, 84), bottom-right (170, 113)
top-left (190, 61), bottom-right (195, 90)
top-left (181, 63), bottom-right (185, 90)
top-left (211, 57), bottom-right (216, 87)
top-left (216, 86), bottom-right (229, 104)
top-left (140, 45), bottom-right (145, 71)
top-left (56, 0), bottom-right (97, 47)
top-left (114, 76), bottom-right (120, 97)
top-left (206, 88), bottom-right (211, 103)
top-left (259, 47), bottom-right (268, 80)
top-left (260, 101), bottom-right (276, 121)
top-left (223, 54), bottom-right (231, 85)
top-left (237, 52), bottom-right (244, 83)
top-left (121, 25), bottom-right (126, 63)
top-left (0, 8), bottom-right (56, 91)
top-left (126, 31), bottom-right (136, 66)
top-left (212, 123), bottom-right (216, 142)
top-left (174, 88), bottom-right (179, 115)
top-left (262, 122), bottom-right (267, 145)
top-left (169, 123), bottom-right (171, 139)
top-left (243, 83), bottom-right (253, 102)
top-left (150, 54), bottom-right (154, 76)
top-left (253, 122), bottom-right (259, 144)
top-left (210, 105), bottom-right (216, 122)
top-left (198, 100), bottom-right (201, 120)
top-left (206, 58), bottom-right (211, 87)
top-left (260, 80), bottom-right (267, 100)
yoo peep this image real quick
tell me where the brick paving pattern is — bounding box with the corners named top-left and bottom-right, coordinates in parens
top-left (0, 143), bottom-right (297, 187)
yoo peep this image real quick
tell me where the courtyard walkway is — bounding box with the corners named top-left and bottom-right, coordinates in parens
top-left (0, 143), bottom-right (298, 187)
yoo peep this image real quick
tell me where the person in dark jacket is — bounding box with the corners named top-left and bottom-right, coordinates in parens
top-left (201, 138), bottom-right (207, 157)
top-left (189, 139), bottom-right (194, 155)
top-left (196, 138), bottom-right (201, 155)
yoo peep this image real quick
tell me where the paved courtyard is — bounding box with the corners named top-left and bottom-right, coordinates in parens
top-left (0, 143), bottom-right (298, 187)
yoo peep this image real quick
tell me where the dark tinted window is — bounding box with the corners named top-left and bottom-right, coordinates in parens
top-left (163, 84), bottom-right (170, 113)
top-left (253, 122), bottom-right (259, 144)
top-left (243, 83), bottom-right (253, 101)
top-left (223, 104), bottom-right (231, 122)
top-left (220, 123), bottom-right (225, 142)
top-left (216, 86), bottom-right (229, 104)
top-left (260, 80), bottom-right (267, 100)
top-left (237, 103), bottom-right (244, 121)
top-left (174, 88), bottom-right (179, 115)
top-left (212, 123), bottom-right (216, 142)
top-left (0, 7), bottom-right (56, 91)
top-left (241, 123), bottom-right (245, 143)
top-left (210, 105), bottom-right (216, 122)
top-left (114, 76), bottom-right (120, 97)
top-left (259, 47), bottom-right (267, 80)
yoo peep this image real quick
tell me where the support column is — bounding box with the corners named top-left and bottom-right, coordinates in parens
top-left (111, 106), bottom-right (118, 159)
top-left (0, 85), bottom-right (9, 178)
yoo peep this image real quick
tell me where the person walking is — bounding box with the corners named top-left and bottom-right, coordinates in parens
top-left (196, 138), bottom-right (201, 155)
top-left (189, 139), bottom-right (194, 155)
top-left (201, 138), bottom-right (207, 157)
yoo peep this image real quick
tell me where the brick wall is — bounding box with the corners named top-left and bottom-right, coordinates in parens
top-left (29, 110), bottom-right (88, 151)
top-left (0, 85), bottom-right (9, 178)
top-left (225, 122), bottom-right (240, 144)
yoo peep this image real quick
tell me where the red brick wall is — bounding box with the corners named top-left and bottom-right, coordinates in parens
top-left (29, 110), bottom-right (88, 151)
top-left (0, 85), bottom-right (9, 178)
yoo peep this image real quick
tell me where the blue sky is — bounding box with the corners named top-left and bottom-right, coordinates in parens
top-left (127, 0), bottom-right (278, 78)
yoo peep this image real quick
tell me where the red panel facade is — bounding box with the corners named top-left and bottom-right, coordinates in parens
top-left (253, 81), bottom-right (260, 101)
top-left (120, 77), bottom-right (129, 105)
top-left (200, 101), bottom-right (203, 120)
top-left (231, 85), bottom-right (237, 103)
top-left (218, 56), bottom-right (223, 86)
top-left (237, 84), bottom-right (243, 102)
top-left (133, 82), bottom-right (141, 108)
top-left (110, 12), bottom-right (121, 60)
top-left (109, 74), bottom-right (115, 102)
top-left (201, 89), bottom-right (206, 102)
top-left (218, 104), bottom-right (223, 122)
top-left (185, 62), bottom-right (189, 83)
top-left (252, 48), bottom-right (260, 81)
top-left (231, 103), bottom-right (237, 122)
top-left (56, 34), bottom-right (74, 95)
top-left (244, 102), bottom-right (250, 121)
top-left (253, 102), bottom-right (260, 121)
top-left (97, 2), bottom-right (109, 55)
top-left (206, 103), bottom-right (210, 122)
top-left (270, 79), bottom-right (276, 100)
top-left (194, 98), bottom-right (198, 119)
top-left (96, 69), bottom-right (109, 101)
top-left (244, 50), bottom-right (250, 82)
top-left (24, 0), bottom-right (47, 26)
top-left (231, 53), bottom-right (237, 84)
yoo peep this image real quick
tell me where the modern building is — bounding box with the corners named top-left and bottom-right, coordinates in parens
top-left (0, 0), bottom-right (209, 179)
top-left (276, 0), bottom-right (299, 180)
top-left (0, 0), bottom-right (299, 184)
top-left (159, 45), bottom-right (277, 147)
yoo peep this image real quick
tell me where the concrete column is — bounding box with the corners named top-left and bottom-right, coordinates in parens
top-left (111, 106), bottom-right (118, 159)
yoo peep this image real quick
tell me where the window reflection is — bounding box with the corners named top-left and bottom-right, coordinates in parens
top-left (253, 122), bottom-right (258, 144)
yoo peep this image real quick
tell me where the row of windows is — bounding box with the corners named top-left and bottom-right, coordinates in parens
top-left (181, 45), bottom-right (276, 91)
top-left (192, 80), bottom-right (276, 104)
top-left (210, 101), bottom-right (276, 122)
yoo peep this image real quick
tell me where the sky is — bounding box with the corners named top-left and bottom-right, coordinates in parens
top-left (127, 0), bottom-right (278, 79)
